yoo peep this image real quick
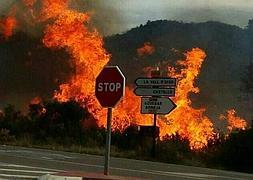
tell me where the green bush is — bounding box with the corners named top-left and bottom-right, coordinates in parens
top-left (156, 134), bottom-right (191, 163)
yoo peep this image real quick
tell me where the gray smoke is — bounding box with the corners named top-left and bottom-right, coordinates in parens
top-left (0, 0), bottom-right (125, 36)
top-left (72, 0), bottom-right (126, 36)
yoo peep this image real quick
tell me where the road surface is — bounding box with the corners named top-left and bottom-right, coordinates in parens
top-left (0, 145), bottom-right (252, 179)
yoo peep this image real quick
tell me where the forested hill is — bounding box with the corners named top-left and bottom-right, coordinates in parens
top-left (1, 19), bottom-right (253, 120)
top-left (104, 20), bottom-right (252, 121)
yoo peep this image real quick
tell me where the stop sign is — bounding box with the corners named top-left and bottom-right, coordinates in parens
top-left (95, 66), bottom-right (125, 107)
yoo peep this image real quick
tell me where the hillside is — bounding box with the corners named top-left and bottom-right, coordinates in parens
top-left (105, 20), bottom-right (252, 122)
top-left (0, 20), bottom-right (252, 122)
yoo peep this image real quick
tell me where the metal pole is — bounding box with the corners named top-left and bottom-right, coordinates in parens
top-left (151, 68), bottom-right (160, 158)
top-left (152, 113), bottom-right (157, 158)
top-left (104, 107), bottom-right (112, 175)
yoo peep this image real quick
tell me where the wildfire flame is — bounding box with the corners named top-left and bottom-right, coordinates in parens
top-left (220, 109), bottom-right (247, 133)
top-left (40, 0), bottom-right (110, 128)
top-left (0, 16), bottom-right (17, 39)
top-left (0, 4), bottom-right (17, 39)
top-left (163, 48), bottom-right (215, 149)
top-left (30, 96), bottom-right (42, 105)
top-left (137, 42), bottom-right (155, 57)
top-left (2, 0), bottom-right (248, 150)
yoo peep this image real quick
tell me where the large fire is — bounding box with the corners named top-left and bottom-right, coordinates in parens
top-left (1, 0), bottom-right (248, 150)
top-left (163, 48), bottom-right (215, 149)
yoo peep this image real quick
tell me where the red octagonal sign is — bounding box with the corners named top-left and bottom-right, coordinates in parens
top-left (95, 66), bottom-right (125, 108)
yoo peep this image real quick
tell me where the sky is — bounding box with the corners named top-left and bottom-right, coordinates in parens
top-left (1, 0), bottom-right (253, 34)
top-left (81, 0), bottom-right (253, 35)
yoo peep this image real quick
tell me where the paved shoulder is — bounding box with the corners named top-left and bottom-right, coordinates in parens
top-left (1, 145), bottom-right (253, 180)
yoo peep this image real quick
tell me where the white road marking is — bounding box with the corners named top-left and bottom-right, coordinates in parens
top-left (110, 166), bottom-right (211, 179)
top-left (0, 173), bottom-right (38, 179)
top-left (39, 174), bottom-right (82, 180)
top-left (1, 148), bottom-right (253, 180)
top-left (152, 170), bottom-right (219, 178)
top-left (150, 170), bottom-right (249, 180)
top-left (42, 159), bottom-right (252, 180)
top-left (0, 162), bottom-right (62, 179)
top-left (1, 158), bottom-right (200, 179)
top-left (0, 162), bottom-right (62, 172)
top-left (0, 149), bottom-right (74, 159)
top-left (0, 168), bottom-right (56, 174)
top-left (41, 156), bottom-right (53, 160)
top-left (1, 155), bottom-right (251, 180)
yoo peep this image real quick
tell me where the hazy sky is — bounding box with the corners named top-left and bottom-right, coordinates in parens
top-left (97, 0), bottom-right (253, 34)
top-left (1, 0), bottom-right (253, 35)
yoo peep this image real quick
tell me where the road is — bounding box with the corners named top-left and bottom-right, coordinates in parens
top-left (0, 145), bottom-right (252, 179)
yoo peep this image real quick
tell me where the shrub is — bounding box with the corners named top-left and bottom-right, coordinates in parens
top-left (0, 128), bottom-right (15, 143)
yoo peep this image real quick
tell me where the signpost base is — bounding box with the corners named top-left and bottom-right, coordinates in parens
top-left (104, 107), bottom-right (112, 175)
top-left (151, 113), bottom-right (157, 158)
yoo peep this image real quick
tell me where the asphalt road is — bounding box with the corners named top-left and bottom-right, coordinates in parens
top-left (0, 145), bottom-right (252, 180)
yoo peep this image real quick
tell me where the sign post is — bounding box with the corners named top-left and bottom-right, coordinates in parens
top-left (104, 107), bottom-right (112, 175)
top-left (134, 70), bottom-right (177, 158)
top-left (95, 66), bottom-right (125, 175)
top-left (151, 70), bottom-right (160, 158)
top-left (152, 112), bottom-right (157, 157)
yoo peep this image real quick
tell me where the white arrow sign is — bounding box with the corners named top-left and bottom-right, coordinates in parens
top-left (134, 87), bottom-right (175, 97)
top-left (135, 78), bottom-right (176, 87)
top-left (141, 97), bottom-right (177, 114)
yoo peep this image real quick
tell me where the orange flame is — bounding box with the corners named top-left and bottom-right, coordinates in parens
top-left (163, 48), bottom-right (215, 149)
top-left (40, 0), bottom-right (69, 21)
top-left (30, 96), bottom-right (42, 105)
top-left (0, 16), bottom-right (17, 39)
top-left (220, 109), bottom-right (247, 132)
top-left (137, 42), bottom-right (155, 57)
top-left (41, 0), bottom-right (109, 127)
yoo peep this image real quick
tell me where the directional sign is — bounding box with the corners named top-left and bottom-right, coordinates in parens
top-left (141, 97), bottom-right (177, 114)
top-left (135, 78), bottom-right (176, 87)
top-left (95, 66), bottom-right (125, 108)
top-left (134, 87), bottom-right (175, 97)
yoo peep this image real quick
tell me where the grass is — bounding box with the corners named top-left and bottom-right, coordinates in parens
top-left (4, 136), bottom-right (139, 159)
top-left (1, 133), bottom-right (206, 169)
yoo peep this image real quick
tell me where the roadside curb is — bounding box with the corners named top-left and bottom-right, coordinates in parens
top-left (39, 171), bottom-right (144, 180)
top-left (39, 174), bottom-right (82, 180)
